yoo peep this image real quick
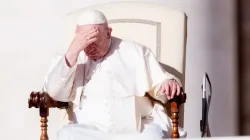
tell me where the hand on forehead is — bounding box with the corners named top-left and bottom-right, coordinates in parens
top-left (76, 24), bottom-right (104, 33)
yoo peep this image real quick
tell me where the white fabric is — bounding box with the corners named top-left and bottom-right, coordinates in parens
top-left (57, 121), bottom-right (163, 140)
top-left (76, 9), bottom-right (107, 26)
top-left (57, 104), bottom-right (187, 140)
top-left (43, 37), bottom-right (187, 139)
top-left (74, 97), bottom-right (139, 133)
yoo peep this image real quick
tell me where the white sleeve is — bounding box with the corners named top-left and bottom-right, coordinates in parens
top-left (134, 43), bottom-right (182, 103)
top-left (42, 55), bottom-right (77, 102)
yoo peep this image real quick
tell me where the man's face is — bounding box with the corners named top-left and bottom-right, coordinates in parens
top-left (76, 24), bottom-right (112, 60)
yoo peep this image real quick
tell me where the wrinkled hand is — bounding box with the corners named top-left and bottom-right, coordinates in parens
top-left (65, 26), bottom-right (99, 67)
top-left (161, 79), bottom-right (182, 100)
top-left (69, 26), bottom-right (99, 54)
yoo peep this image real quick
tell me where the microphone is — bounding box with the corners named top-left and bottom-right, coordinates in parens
top-left (200, 73), bottom-right (207, 137)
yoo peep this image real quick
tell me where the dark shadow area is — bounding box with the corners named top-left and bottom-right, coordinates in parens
top-left (159, 62), bottom-right (183, 82)
top-left (237, 0), bottom-right (250, 136)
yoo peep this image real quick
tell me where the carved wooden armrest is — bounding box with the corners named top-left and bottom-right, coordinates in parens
top-left (28, 91), bottom-right (186, 140)
top-left (168, 92), bottom-right (187, 138)
top-left (28, 91), bottom-right (69, 140)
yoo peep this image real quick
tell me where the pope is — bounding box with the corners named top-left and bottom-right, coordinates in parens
top-left (43, 9), bottom-right (187, 140)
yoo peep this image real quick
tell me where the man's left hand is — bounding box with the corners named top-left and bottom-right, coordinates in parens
top-left (161, 79), bottom-right (182, 100)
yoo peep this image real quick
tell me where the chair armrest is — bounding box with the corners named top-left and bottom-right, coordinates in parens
top-left (28, 91), bottom-right (186, 139)
top-left (28, 91), bottom-right (69, 110)
top-left (28, 91), bottom-right (69, 140)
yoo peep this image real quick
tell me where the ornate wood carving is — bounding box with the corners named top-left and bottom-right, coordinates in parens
top-left (28, 92), bottom-right (68, 140)
top-left (169, 92), bottom-right (187, 138)
top-left (40, 117), bottom-right (48, 140)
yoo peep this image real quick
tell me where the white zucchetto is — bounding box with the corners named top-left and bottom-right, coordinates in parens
top-left (77, 9), bottom-right (108, 26)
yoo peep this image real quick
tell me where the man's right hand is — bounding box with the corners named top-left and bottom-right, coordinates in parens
top-left (65, 26), bottom-right (99, 67)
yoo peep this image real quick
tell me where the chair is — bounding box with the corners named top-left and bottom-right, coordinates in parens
top-left (28, 2), bottom-right (187, 140)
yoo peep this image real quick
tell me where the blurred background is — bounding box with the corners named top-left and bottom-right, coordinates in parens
top-left (0, 0), bottom-right (249, 139)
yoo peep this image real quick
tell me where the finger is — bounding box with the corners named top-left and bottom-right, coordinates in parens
top-left (87, 29), bottom-right (99, 39)
top-left (161, 87), bottom-right (165, 93)
top-left (161, 84), bottom-right (166, 93)
top-left (165, 83), bottom-right (171, 100)
top-left (86, 37), bottom-right (98, 45)
top-left (75, 28), bottom-right (98, 42)
top-left (171, 82), bottom-right (177, 99)
top-left (77, 27), bottom-right (97, 36)
top-left (168, 79), bottom-right (173, 85)
top-left (176, 84), bottom-right (181, 96)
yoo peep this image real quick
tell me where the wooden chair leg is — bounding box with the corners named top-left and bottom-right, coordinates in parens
top-left (40, 107), bottom-right (49, 140)
top-left (170, 93), bottom-right (187, 138)
top-left (171, 102), bottom-right (180, 138)
top-left (40, 117), bottom-right (49, 140)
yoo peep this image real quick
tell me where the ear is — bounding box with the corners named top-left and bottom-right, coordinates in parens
top-left (107, 27), bottom-right (112, 39)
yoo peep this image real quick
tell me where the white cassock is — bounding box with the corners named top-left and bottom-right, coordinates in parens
top-left (43, 37), bottom-right (187, 140)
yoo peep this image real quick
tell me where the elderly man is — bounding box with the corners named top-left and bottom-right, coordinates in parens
top-left (43, 9), bottom-right (186, 140)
